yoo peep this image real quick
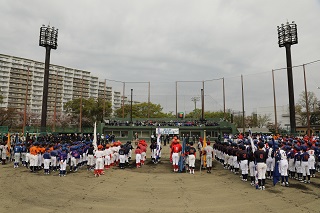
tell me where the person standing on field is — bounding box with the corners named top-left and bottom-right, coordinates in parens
top-left (188, 142), bottom-right (196, 174)
top-left (254, 142), bottom-right (267, 190)
top-left (171, 138), bottom-right (182, 172)
top-left (203, 142), bottom-right (214, 173)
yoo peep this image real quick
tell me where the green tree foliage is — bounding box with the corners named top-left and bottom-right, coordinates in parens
top-left (113, 102), bottom-right (174, 118)
top-left (266, 122), bottom-right (286, 134)
top-left (233, 114), bottom-right (243, 128)
top-left (64, 97), bottom-right (112, 126)
top-left (185, 109), bottom-right (202, 119)
top-left (186, 110), bottom-right (232, 121)
top-left (310, 112), bottom-right (320, 125)
top-left (204, 111), bottom-right (230, 120)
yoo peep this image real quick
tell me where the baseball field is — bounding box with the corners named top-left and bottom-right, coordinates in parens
top-left (0, 144), bottom-right (319, 213)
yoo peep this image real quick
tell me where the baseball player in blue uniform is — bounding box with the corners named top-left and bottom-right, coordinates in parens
top-left (300, 146), bottom-right (310, 183)
top-left (13, 143), bottom-right (22, 168)
top-left (59, 148), bottom-right (68, 177)
top-left (43, 148), bottom-right (51, 175)
top-left (254, 142), bottom-right (267, 190)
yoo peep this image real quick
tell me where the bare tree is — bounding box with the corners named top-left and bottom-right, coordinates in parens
top-left (257, 114), bottom-right (271, 128)
top-left (296, 91), bottom-right (319, 126)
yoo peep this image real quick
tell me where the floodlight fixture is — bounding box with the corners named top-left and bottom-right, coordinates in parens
top-left (277, 21), bottom-right (298, 48)
top-left (39, 25), bottom-right (58, 49)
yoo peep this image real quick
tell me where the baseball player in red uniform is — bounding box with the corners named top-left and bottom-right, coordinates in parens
top-left (171, 139), bottom-right (182, 172)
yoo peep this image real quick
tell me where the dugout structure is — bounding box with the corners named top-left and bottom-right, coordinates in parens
top-left (99, 118), bottom-right (237, 142)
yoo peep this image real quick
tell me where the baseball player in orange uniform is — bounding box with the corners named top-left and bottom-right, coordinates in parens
top-left (29, 144), bottom-right (39, 172)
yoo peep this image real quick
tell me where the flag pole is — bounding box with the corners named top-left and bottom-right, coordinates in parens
top-left (156, 127), bottom-right (161, 164)
top-left (93, 122), bottom-right (97, 151)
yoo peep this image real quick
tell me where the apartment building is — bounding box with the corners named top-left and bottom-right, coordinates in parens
top-left (0, 53), bottom-right (124, 119)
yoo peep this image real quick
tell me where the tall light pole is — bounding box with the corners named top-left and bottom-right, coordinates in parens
top-left (191, 97), bottom-right (200, 111)
top-left (39, 24), bottom-right (58, 133)
top-left (277, 21), bottom-right (297, 134)
top-left (191, 97), bottom-right (200, 120)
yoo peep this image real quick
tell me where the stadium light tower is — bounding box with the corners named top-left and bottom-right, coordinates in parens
top-left (39, 24), bottom-right (58, 133)
top-left (191, 97), bottom-right (200, 120)
top-left (277, 21), bottom-right (297, 134)
top-left (191, 97), bottom-right (200, 111)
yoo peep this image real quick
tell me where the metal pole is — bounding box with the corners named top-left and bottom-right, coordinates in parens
top-left (303, 64), bottom-right (310, 137)
top-left (202, 81), bottom-right (204, 121)
top-left (79, 77), bottom-right (84, 133)
top-left (241, 75), bottom-right (245, 135)
top-left (130, 89), bottom-right (133, 124)
top-left (201, 89), bottom-right (204, 121)
top-left (41, 46), bottom-right (51, 132)
top-left (53, 71), bottom-right (58, 132)
top-left (285, 44), bottom-right (296, 134)
top-left (222, 77), bottom-right (226, 120)
top-left (176, 81), bottom-right (178, 118)
top-left (23, 67), bottom-right (30, 135)
top-left (122, 82), bottom-right (125, 118)
top-left (148, 81), bottom-right (150, 118)
top-left (103, 79), bottom-right (106, 119)
top-left (272, 70), bottom-right (278, 134)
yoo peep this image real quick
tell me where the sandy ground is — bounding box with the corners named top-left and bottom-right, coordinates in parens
top-left (0, 144), bottom-right (319, 213)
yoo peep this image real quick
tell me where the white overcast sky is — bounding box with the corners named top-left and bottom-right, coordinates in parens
top-left (1, 0), bottom-right (320, 115)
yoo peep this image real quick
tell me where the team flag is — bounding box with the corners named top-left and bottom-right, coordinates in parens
top-left (178, 138), bottom-right (186, 172)
top-left (202, 130), bottom-right (207, 168)
top-left (273, 161), bottom-right (281, 186)
top-left (272, 139), bottom-right (281, 185)
top-left (249, 136), bottom-right (258, 188)
top-left (155, 127), bottom-right (161, 163)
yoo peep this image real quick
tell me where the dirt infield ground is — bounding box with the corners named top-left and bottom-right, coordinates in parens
top-left (0, 144), bottom-right (319, 213)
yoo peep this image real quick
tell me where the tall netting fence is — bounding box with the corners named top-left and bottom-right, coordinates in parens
top-left (104, 60), bottom-right (320, 121)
